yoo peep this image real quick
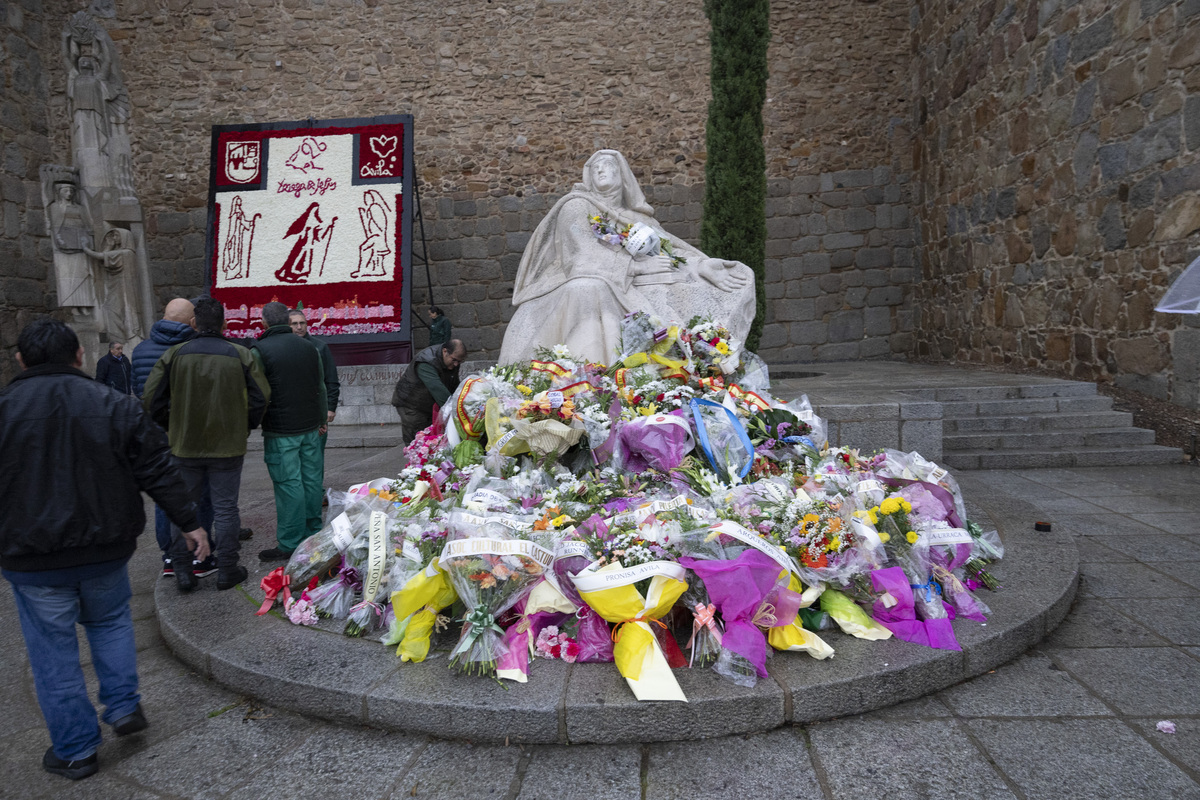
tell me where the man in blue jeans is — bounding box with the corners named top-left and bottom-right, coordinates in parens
top-left (0, 318), bottom-right (208, 780)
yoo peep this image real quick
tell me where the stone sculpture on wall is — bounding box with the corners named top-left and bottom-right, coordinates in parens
top-left (40, 170), bottom-right (98, 312)
top-left (41, 10), bottom-right (155, 361)
top-left (84, 227), bottom-right (143, 343)
top-left (499, 149), bottom-right (755, 365)
top-left (63, 10), bottom-right (135, 199)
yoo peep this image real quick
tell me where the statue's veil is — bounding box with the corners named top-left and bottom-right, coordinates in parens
top-left (575, 150), bottom-right (654, 217)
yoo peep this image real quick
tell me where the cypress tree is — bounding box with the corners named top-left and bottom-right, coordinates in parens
top-left (701, 0), bottom-right (769, 351)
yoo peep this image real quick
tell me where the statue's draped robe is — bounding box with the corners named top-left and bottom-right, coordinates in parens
top-left (499, 189), bottom-right (755, 365)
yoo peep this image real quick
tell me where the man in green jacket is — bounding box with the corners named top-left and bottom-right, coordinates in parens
top-left (428, 306), bottom-right (451, 347)
top-left (251, 301), bottom-right (327, 560)
top-left (143, 298), bottom-right (270, 592)
top-left (288, 308), bottom-right (339, 455)
top-left (391, 339), bottom-right (466, 443)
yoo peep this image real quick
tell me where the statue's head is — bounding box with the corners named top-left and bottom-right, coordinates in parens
top-left (103, 228), bottom-right (123, 249)
top-left (580, 150), bottom-right (654, 216)
top-left (589, 154), bottom-right (621, 193)
top-left (78, 55), bottom-right (96, 74)
top-left (55, 183), bottom-right (76, 203)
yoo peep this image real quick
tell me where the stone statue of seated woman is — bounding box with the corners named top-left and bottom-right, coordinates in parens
top-left (498, 149), bottom-right (755, 365)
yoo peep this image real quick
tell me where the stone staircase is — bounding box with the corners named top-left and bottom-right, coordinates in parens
top-left (934, 383), bottom-right (1184, 469)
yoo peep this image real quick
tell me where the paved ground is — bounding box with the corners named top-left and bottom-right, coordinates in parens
top-left (3, 447), bottom-right (1200, 799)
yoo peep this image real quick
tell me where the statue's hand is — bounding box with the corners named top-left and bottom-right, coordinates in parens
top-left (698, 258), bottom-right (752, 293)
top-left (634, 253), bottom-right (676, 276)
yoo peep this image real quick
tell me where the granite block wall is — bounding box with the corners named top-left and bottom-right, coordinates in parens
top-left (911, 0), bottom-right (1200, 404)
top-left (0, 0), bottom-right (62, 385)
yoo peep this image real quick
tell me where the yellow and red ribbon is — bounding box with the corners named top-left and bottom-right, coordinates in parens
top-left (455, 377), bottom-right (484, 438)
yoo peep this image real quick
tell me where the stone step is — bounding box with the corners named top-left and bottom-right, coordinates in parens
top-left (944, 427), bottom-right (1158, 452)
top-left (944, 410), bottom-right (1135, 433)
top-left (943, 444), bottom-right (1185, 470)
top-left (940, 395), bottom-right (1114, 418)
top-left (905, 383), bottom-right (1099, 402)
top-left (247, 424), bottom-right (404, 452)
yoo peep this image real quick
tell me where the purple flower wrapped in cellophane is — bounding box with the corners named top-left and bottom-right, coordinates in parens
top-left (550, 538), bottom-right (616, 664)
top-left (929, 543), bottom-right (990, 622)
top-left (617, 410), bottom-right (695, 473)
top-left (678, 548), bottom-right (803, 687)
top-left (494, 585), bottom-right (573, 683)
top-left (869, 566), bottom-right (960, 650)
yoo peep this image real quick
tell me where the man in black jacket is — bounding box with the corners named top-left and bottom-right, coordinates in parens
top-left (392, 339), bottom-right (466, 443)
top-left (0, 318), bottom-right (207, 781)
top-left (288, 308), bottom-right (340, 456)
top-left (251, 302), bottom-right (327, 560)
top-left (94, 342), bottom-right (133, 394)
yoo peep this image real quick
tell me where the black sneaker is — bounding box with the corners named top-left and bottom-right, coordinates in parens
top-left (161, 562), bottom-right (174, 579)
top-left (174, 567), bottom-right (197, 593)
top-left (192, 556), bottom-right (218, 578)
top-left (42, 748), bottom-right (98, 780)
top-left (238, 527), bottom-right (253, 541)
top-left (111, 704), bottom-right (148, 736)
top-left (217, 565), bottom-right (248, 590)
top-left (258, 547), bottom-right (292, 562)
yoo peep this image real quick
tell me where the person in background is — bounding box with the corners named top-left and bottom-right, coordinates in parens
top-left (288, 308), bottom-right (340, 455)
top-left (0, 317), bottom-right (207, 781)
top-left (94, 341), bottom-right (132, 395)
top-left (391, 338), bottom-right (466, 443)
top-left (428, 305), bottom-right (451, 348)
top-left (252, 302), bottom-right (327, 561)
top-left (143, 298), bottom-right (270, 592)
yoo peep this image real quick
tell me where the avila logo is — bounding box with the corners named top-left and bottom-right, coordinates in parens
top-left (370, 135), bottom-right (397, 159)
top-left (224, 141), bottom-right (261, 184)
top-left (358, 130), bottom-right (402, 180)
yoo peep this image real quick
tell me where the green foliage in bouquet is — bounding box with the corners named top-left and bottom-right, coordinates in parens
top-left (702, 0), bottom-right (769, 351)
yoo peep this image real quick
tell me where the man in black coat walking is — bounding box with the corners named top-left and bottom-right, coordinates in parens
top-left (95, 342), bottom-right (133, 395)
top-left (0, 318), bottom-right (207, 781)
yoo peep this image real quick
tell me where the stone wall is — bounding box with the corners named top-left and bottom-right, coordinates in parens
top-left (911, 0), bottom-right (1200, 404)
top-left (1, 0), bottom-right (62, 385)
top-left (22, 0), bottom-right (915, 364)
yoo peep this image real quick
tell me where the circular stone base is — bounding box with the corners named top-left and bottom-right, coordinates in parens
top-left (156, 516), bottom-right (1078, 744)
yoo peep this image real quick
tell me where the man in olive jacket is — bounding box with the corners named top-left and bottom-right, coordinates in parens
top-left (391, 338), bottom-right (466, 442)
top-left (0, 317), bottom-right (207, 780)
top-left (251, 301), bottom-right (327, 560)
top-left (143, 298), bottom-right (270, 591)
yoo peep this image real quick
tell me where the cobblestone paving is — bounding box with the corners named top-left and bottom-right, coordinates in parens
top-left (3, 450), bottom-right (1199, 799)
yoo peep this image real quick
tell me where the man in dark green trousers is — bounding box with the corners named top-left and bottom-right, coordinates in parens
top-left (251, 302), bottom-right (327, 561)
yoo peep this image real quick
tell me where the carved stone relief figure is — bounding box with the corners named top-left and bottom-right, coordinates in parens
top-left (84, 227), bottom-right (142, 342)
top-left (44, 179), bottom-right (98, 311)
top-left (62, 10), bottom-right (134, 196)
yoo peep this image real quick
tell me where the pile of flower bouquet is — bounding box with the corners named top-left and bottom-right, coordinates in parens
top-left (269, 312), bottom-right (1004, 701)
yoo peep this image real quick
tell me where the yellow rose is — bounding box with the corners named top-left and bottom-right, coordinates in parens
top-left (905, 531), bottom-right (918, 544)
